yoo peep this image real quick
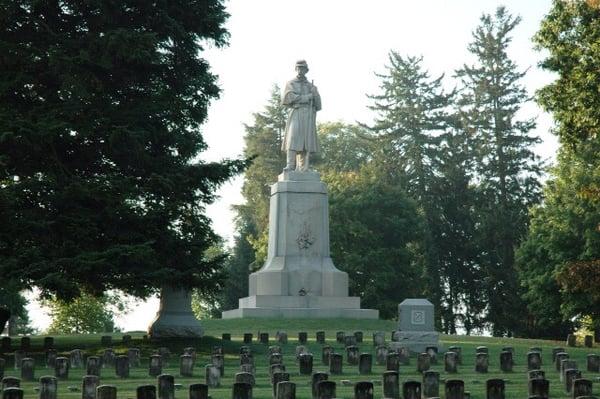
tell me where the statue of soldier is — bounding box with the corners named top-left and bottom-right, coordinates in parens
top-left (281, 60), bottom-right (322, 171)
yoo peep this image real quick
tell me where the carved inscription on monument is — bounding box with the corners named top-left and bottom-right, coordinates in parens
top-left (296, 222), bottom-right (315, 250)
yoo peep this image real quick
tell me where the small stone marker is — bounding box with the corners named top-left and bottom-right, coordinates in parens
top-left (398, 346), bottom-right (410, 365)
top-left (527, 351), bottom-right (542, 370)
top-left (354, 381), bottom-right (373, 399)
top-left (240, 363), bottom-right (255, 375)
top-left (235, 371), bottom-right (255, 387)
top-left (344, 335), bottom-right (357, 347)
top-left (269, 346), bottom-right (282, 355)
top-left (102, 348), bottom-right (115, 368)
top-left (20, 358), bottom-right (34, 381)
top-left (269, 364), bottom-right (286, 380)
top-left (375, 346), bottom-right (388, 365)
top-left (425, 346), bottom-right (438, 364)
top-left (276, 381), bottom-right (295, 399)
top-left (322, 346), bottom-right (333, 365)
top-left (122, 334), bottom-right (132, 346)
top-left (298, 332), bottom-right (307, 344)
top-left (272, 372), bottom-right (289, 398)
top-left (584, 335), bottom-right (594, 348)
top-left (243, 333), bottom-right (253, 344)
top-left (445, 379), bottom-right (465, 399)
top-left (270, 353), bottom-right (283, 366)
top-left (82, 375), bottom-right (100, 399)
top-left (70, 349), bottom-right (83, 369)
top-left (561, 359), bottom-right (578, 382)
top-left (565, 368), bottom-right (582, 393)
top-left (86, 356), bottom-right (101, 377)
top-left (232, 382), bottom-right (252, 399)
top-left (556, 352), bottom-right (569, 371)
top-left (528, 370), bottom-right (545, 380)
top-left (128, 348), bottom-right (141, 368)
top-left (54, 357), bottom-right (69, 379)
top-left (212, 346), bottom-right (223, 356)
top-left (346, 346), bottom-right (359, 365)
top-left (567, 334), bottom-right (577, 347)
top-left (295, 345), bottom-right (308, 359)
top-left (386, 352), bottom-right (400, 372)
top-left (222, 333), bottom-right (231, 341)
top-left (316, 380), bottom-right (336, 399)
top-left (39, 375), bottom-right (58, 399)
top-left (205, 364), bottom-right (221, 388)
top-left (448, 346), bottom-right (462, 364)
top-left (158, 374), bottom-right (175, 399)
top-left (316, 331), bottom-right (325, 344)
top-left (383, 370), bottom-right (399, 399)
top-left (13, 350), bottom-right (24, 369)
top-left (259, 332), bottom-right (269, 344)
top-left (299, 353), bottom-right (313, 375)
top-left (43, 337), bottom-right (54, 350)
top-left (115, 355), bottom-right (129, 378)
top-left (2, 387), bottom-right (24, 399)
top-left (445, 351), bottom-right (458, 373)
top-left (588, 354), bottom-right (600, 372)
top-left (528, 378), bottom-right (549, 398)
top-left (212, 354), bottom-right (224, 377)
top-left (329, 353), bottom-right (342, 374)
top-left (46, 349), bottom-right (57, 369)
top-left (136, 384), bottom-right (157, 399)
top-left (336, 331), bottom-right (345, 343)
top-left (486, 378), bottom-right (505, 399)
top-left (240, 352), bottom-right (253, 366)
top-left (573, 378), bottom-right (593, 397)
top-left (275, 332), bottom-right (287, 344)
top-left (500, 351), bottom-right (513, 372)
top-left (149, 354), bottom-right (163, 377)
top-left (476, 346), bottom-right (488, 354)
top-left (417, 352), bottom-right (430, 373)
top-left (180, 354), bottom-right (194, 377)
top-left (475, 352), bottom-right (488, 373)
top-left (372, 332), bottom-right (385, 347)
top-left (403, 381), bottom-right (421, 399)
top-left (2, 376), bottom-right (20, 389)
top-left (355, 331), bottom-right (363, 343)
top-left (311, 372), bottom-right (328, 399)
top-left (422, 370), bottom-right (440, 398)
top-left (189, 383), bottom-right (208, 399)
top-left (96, 384), bottom-right (117, 399)
top-left (552, 347), bottom-right (565, 363)
top-left (359, 353), bottom-right (372, 374)
top-left (157, 347), bottom-right (171, 367)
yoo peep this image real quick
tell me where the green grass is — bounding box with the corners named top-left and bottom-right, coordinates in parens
top-left (1, 318), bottom-right (598, 398)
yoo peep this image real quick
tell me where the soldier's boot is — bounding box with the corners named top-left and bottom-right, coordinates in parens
top-left (283, 150), bottom-right (296, 171)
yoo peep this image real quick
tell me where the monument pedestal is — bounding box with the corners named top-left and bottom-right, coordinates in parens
top-left (222, 171), bottom-right (378, 319)
top-left (148, 288), bottom-right (203, 338)
top-left (391, 298), bottom-right (440, 353)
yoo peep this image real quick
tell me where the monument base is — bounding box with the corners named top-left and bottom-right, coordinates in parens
top-left (391, 331), bottom-right (440, 353)
top-left (148, 288), bottom-right (203, 339)
top-left (222, 294), bottom-right (378, 319)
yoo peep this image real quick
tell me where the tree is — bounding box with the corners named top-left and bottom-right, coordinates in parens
top-left (0, 286), bottom-right (32, 335)
top-left (364, 52), bottom-right (454, 328)
top-left (456, 7), bottom-right (542, 336)
top-left (46, 293), bottom-right (124, 334)
top-left (516, 0), bottom-right (600, 338)
top-left (0, 1), bottom-right (245, 300)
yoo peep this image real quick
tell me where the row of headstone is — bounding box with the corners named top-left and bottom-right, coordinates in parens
top-left (567, 333), bottom-right (596, 348)
top-left (0, 334), bottom-right (146, 354)
top-left (238, 330), bottom-right (369, 345)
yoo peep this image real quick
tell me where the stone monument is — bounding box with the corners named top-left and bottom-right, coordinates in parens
top-left (222, 60), bottom-right (378, 319)
top-left (148, 288), bottom-right (203, 338)
top-left (391, 298), bottom-right (439, 353)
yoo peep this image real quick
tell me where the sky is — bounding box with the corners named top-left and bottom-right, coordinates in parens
top-left (27, 0), bottom-right (558, 332)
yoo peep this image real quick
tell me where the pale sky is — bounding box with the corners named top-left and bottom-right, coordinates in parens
top-left (28, 0), bottom-right (558, 332)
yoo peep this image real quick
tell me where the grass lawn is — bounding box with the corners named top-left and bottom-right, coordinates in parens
top-left (1, 318), bottom-right (598, 398)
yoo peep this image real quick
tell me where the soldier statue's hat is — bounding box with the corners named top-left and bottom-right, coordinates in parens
top-left (295, 59), bottom-right (309, 69)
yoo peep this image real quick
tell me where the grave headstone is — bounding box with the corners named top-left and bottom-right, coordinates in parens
top-left (122, 334), bottom-right (132, 346)
top-left (270, 353), bottom-right (283, 365)
top-left (102, 349), bottom-right (115, 368)
top-left (445, 351), bottom-right (458, 373)
top-left (189, 383), bottom-right (208, 399)
top-left (422, 370), bottom-right (440, 398)
top-left (272, 372), bottom-right (290, 398)
top-left (128, 348), bottom-right (141, 368)
top-left (295, 345), bottom-right (307, 359)
top-left (82, 375), bottom-right (100, 399)
top-left (222, 333), bottom-right (231, 341)
top-left (528, 352), bottom-right (542, 370)
top-left (149, 355), bottom-right (163, 377)
top-left (373, 332), bottom-right (385, 347)
top-left (136, 385), bottom-right (157, 399)
top-left (269, 345), bottom-right (282, 355)
top-left (70, 349), bottom-right (83, 369)
top-left (567, 334), bottom-right (577, 347)
top-left (157, 347), bottom-right (171, 367)
top-left (298, 332), bottom-right (308, 344)
top-left (417, 352), bottom-right (430, 373)
top-left (86, 356), bottom-right (101, 377)
top-left (13, 350), bottom-right (24, 370)
top-left (329, 353), bottom-right (342, 374)
top-left (562, 360), bottom-right (578, 382)
top-left (43, 337), bottom-right (54, 350)
top-left (476, 352), bottom-right (489, 373)
top-left (0, 337), bottom-right (10, 352)
top-left (528, 378), bottom-right (549, 398)
top-left (260, 332), bottom-right (269, 344)
top-left (205, 364), bottom-right (221, 388)
top-left (232, 382), bottom-right (252, 399)
top-left (240, 352), bottom-right (253, 366)
top-left (212, 354), bottom-right (224, 377)
top-left (552, 347), bottom-right (565, 363)
top-left (240, 363), bottom-right (255, 375)
top-left (500, 351), bottom-right (513, 372)
top-left (235, 371), bottom-right (255, 387)
top-left (447, 346), bottom-right (462, 365)
top-left (269, 364), bottom-right (286, 380)
top-left (158, 374), bottom-right (175, 399)
top-left (276, 381), bottom-right (296, 399)
top-left (486, 378), bottom-right (505, 399)
top-left (565, 369), bottom-right (582, 393)
top-left (556, 352), bottom-right (570, 371)
top-left (316, 380), bottom-right (336, 399)
top-left (359, 353), bottom-right (372, 374)
top-left (311, 372), bottom-right (329, 399)
top-left (54, 357), bottom-right (69, 380)
top-left (39, 375), bottom-right (57, 399)
top-left (398, 346), bottom-right (410, 365)
top-left (376, 346), bottom-right (388, 365)
top-left (115, 355), bottom-right (129, 378)
top-left (573, 378), bottom-right (593, 398)
top-left (354, 331), bottom-right (363, 343)
top-left (528, 370), bottom-right (545, 380)
top-left (322, 346), bottom-right (333, 365)
top-left (383, 370), bottom-right (399, 399)
top-left (445, 379), bottom-right (464, 399)
top-left (180, 354), bottom-right (194, 377)
top-left (476, 346), bottom-right (488, 354)
top-left (275, 332), bottom-right (287, 344)
top-left (335, 331), bottom-right (345, 343)
top-left (46, 349), bottom-right (57, 369)
top-left (588, 354), bottom-right (600, 372)
top-left (395, 299), bottom-right (440, 352)
top-left (425, 346), bottom-right (438, 364)
top-left (344, 335), bottom-right (357, 348)
top-left (346, 346), bottom-right (359, 365)
top-left (386, 352), bottom-right (400, 372)
top-left (299, 353), bottom-right (313, 375)
top-left (316, 331), bottom-right (325, 344)
top-left (20, 358), bottom-right (34, 381)
top-left (585, 335), bottom-right (594, 348)
top-left (96, 385), bottom-right (117, 399)
top-left (2, 376), bottom-right (20, 389)
top-left (354, 381), bottom-right (373, 399)
top-left (403, 381), bottom-right (421, 399)
top-left (243, 333), bottom-right (253, 344)
top-left (2, 387), bottom-right (24, 399)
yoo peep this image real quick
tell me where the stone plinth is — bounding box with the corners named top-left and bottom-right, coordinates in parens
top-left (222, 171), bottom-right (378, 319)
top-left (392, 298), bottom-right (439, 353)
top-left (148, 288), bottom-right (203, 338)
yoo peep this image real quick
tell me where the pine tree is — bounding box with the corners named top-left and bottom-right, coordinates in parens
top-left (456, 6), bottom-right (542, 336)
top-left (0, 1), bottom-right (245, 299)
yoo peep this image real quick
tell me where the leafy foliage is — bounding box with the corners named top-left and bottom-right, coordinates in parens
top-left (45, 293), bottom-right (124, 334)
top-left (0, 0), bottom-right (245, 300)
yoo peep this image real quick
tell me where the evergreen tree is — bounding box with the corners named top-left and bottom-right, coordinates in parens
top-left (456, 7), bottom-right (542, 336)
top-left (364, 53), bottom-right (454, 328)
top-left (517, 0), bottom-right (600, 338)
top-left (0, 1), bottom-right (245, 299)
